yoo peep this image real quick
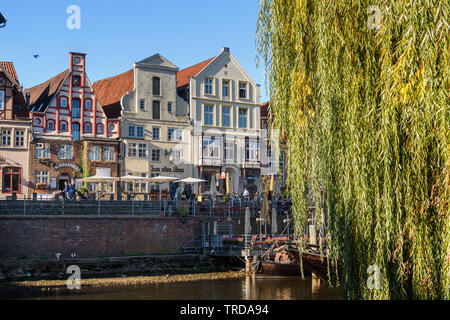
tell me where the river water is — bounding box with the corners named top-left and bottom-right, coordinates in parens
top-left (29, 275), bottom-right (341, 300)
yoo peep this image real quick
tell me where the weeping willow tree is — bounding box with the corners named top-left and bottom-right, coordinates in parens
top-left (256, 0), bottom-right (449, 299)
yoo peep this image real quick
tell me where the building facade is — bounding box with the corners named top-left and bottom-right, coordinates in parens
top-left (0, 62), bottom-right (31, 199)
top-left (94, 54), bottom-right (192, 199)
top-left (25, 52), bottom-right (120, 199)
top-left (177, 47), bottom-right (261, 195)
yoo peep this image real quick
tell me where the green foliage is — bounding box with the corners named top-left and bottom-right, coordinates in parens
top-left (257, 0), bottom-right (449, 299)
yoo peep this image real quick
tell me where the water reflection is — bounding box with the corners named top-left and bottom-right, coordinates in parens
top-left (29, 275), bottom-right (341, 300)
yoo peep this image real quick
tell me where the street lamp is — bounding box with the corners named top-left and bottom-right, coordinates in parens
top-left (0, 12), bottom-right (6, 28)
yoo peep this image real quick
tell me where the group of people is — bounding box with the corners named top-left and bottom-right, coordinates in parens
top-left (58, 182), bottom-right (88, 201)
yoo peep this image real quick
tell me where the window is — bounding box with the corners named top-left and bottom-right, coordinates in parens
top-left (47, 120), bottom-right (55, 131)
top-left (128, 125), bottom-right (143, 138)
top-left (224, 140), bottom-right (234, 160)
top-left (73, 75), bottom-right (81, 86)
top-left (168, 128), bottom-right (183, 141)
top-left (222, 80), bottom-right (230, 98)
top-left (89, 146), bottom-right (101, 161)
top-left (140, 99), bottom-right (145, 111)
top-left (72, 123), bottom-right (80, 141)
top-left (0, 90), bottom-right (4, 110)
top-left (202, 137), bottom-right (220, 159)
top-left (222, 106), bottom-right (231, 127)
top-left (127, 143), bottom-right (147, 158)
top-left (150, 173), bottom-right (160, 192)
top-left (151, 148), bottom-right (161, 162)
top-left (152, 101), bottom-right (160, 119)
top-left (85, 99), bottom-right (92, 110)
top-left (204, 78), bottom-right (213, 95)
top-left (2, 167), bottom-right (21, 193)
top-left (238, 108), bottom-right (247, 128)
top-left (127, 143), bottom-right (137, 157)
top-left (170, 149), bottom-right (182, 164)
top-left (204, 105), bottom-right (214, 125)
top-left (246, 139), bottom-right (259, 161)
top-left (97, 124), bottom-right (103, 134)
top-left (1, 129), bottom-right (11, 146)
top-left (102, 181), bottom-right (115, 194)
top-left (136, 126), bottom-right (144, 138)
top-left (35, 170), bottom-right (49, 185)
top-left (35, 143), bottom-right (50, 158)
top-left (152, 127), bottom-right (160, 140)
top-left (168, 102), bottom-right (172, 113)
top-left (138, 143), bottom-right (147, 158)
top-left (60, 97), bottom-right (68, 108)
top-left (103, 147), bottom-right (115, 162)
top-left (84, 122), bottom-right (92, 133)
top-left (72, 99), bottom-right (81, 118)
top-left (126, 172), bottom-right (148, 193)
top-left (60, 121), bottom-right (68, 132)
top-left (128, 125), bottom-right (135, 137)
top-left (239, 82), bottom-right (247, 99)
top-left (58, 145), bottom-right (73, 160)
top-left (153, 77), bottom-right (160, 95)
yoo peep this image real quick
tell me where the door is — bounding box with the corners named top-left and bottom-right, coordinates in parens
top-left (2, 167), bottom-right (21, 193)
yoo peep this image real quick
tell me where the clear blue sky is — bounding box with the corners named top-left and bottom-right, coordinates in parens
top-left (0, 0), bottom-right (269, 103)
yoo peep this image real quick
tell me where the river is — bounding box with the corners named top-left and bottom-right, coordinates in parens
top-left (26, 275), bottom-right (341, 300)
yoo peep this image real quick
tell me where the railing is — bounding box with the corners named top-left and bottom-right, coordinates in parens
top-left (0, 196), bottom-right (292, 217)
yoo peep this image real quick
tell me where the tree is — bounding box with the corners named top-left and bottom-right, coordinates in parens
top-left (257, 0), bottom-right (449, 299)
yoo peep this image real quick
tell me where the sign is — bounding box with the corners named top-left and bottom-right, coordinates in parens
top-left (52, 162), bottom-right (81, 171)
top-left (162, 166), bottom-right (172, 172)
top-left (96, 167), bottom-right (111, 177)
top-left (173, 166), bottom-right (184, 173)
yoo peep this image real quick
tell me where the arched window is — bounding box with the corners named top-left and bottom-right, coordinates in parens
top-left (60, 121), bottom-right (68, 132)
top-left (85, 99), bottom-right (92, 110)
top-left (47, 120), bottom-right (55, 131)
top-left (60, 97), bottom-right (68, 108)
top-left (84, 123), bottom-right (92, 133)
top-left (72, 123), bottom-right (80, 141)
top-left (72, 99), bottom-right (81, 118)
top-left (96, 124), bottom-right (103, 135)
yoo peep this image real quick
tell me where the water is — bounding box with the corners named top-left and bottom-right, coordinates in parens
top-left (28, 276), bottom-right (341, 300)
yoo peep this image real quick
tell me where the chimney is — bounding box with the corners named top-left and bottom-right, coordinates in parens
top-left (222, 47), bottom-right (230, 53)
top-left (25, 92), bottom-right (30, 109)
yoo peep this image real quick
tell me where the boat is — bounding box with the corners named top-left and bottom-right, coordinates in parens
top-left (252, 250), bottom-right (311, 277)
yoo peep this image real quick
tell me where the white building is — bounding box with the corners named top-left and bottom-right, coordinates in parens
top-left (177, 47), bottom-right (261, 195)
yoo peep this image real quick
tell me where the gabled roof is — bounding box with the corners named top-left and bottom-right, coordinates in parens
top-left (24, 69), bottom-right (69, 113)
top-left (260, 101), bottom-right (270, 117)
top-left (92, 68), bottom-right (134, 119)
top-left (176, 57), bottom-right (215, 88)
top-left (0, 61), bottom-right (19, 82)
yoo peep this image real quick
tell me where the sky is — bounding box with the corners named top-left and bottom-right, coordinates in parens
top-left (0, 0), bottom-right (269, 103)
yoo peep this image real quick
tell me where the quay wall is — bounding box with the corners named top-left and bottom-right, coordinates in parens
top-left (0, 216), bottom-right (204, 260)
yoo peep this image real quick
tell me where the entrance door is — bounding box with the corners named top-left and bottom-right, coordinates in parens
top-left (58, 174), bottom-right (70, 191)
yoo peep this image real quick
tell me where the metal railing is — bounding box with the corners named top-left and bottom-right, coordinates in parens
top-left (0, 196), bottom-right (292, 217)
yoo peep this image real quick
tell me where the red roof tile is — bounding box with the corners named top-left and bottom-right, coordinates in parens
top-left (176, 57), bottom-right (215, 88)
top-left (0, 61), bottom-right (19, 82)
top-left (93, 69), bottom-right (134, 119)
top-left (260, 101), bottom-right (270, 117)
top-left (24, 70), bottom-right (69, 113)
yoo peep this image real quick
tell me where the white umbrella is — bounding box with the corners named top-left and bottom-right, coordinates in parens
top-left (229, 175), bottom-right (235, 194)
top-left (176, 177), bottom-right (206, 183)
top-left (256, 176), bottom-right (263, 194)
top-left (119, 175), bottom-right (147, 182)
top-left (245, 207), bottom-right (251, 234)
top-left (271, 206), bottom-right (278, 235)
top-left (210, 175), bottom-right (217, 195)
top-left (146, 175), bottom-right (179, 183)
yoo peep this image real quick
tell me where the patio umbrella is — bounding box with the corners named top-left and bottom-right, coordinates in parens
top-left (176, 177), bottom-right (206, 183)
top-left (144, 175), bottom-right (178, 200)
top-left (274, 175), bottom-right (281, 195)
top-left (256, 176), bottom-right (263, 194)
top-left (245, 206), bottom-right (251, 234)
top-left (229, 175), bottom-right (235, 194)
top-left (210, 175), bottom-right (217, 195)
top-left (261, 193), bottom-right (270, 225)
top-left (119, 175), bottom-right (147, 182)
top-left (269, 175), bottom-right (274, 192)
top-left (271, 206), bottom-right (278, 235)
top-left (225, 172), bottom-right (230, 194)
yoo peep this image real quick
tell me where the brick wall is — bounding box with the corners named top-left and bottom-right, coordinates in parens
top-left (0, 216), bottom-right (203, 259)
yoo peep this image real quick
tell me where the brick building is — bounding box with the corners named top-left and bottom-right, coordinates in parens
top-left (0, 62), bottom-right (31, 199)
top-left (25, 52), bottom-right (120, 199)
